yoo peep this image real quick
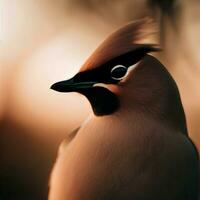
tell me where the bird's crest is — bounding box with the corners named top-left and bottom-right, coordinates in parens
top-left (80, 18), bottom-right (159, 72)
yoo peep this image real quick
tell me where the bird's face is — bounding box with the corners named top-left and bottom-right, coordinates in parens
top-left (51, 50), bottom-right (146, 116)
top-left (51, 20), bottom-right (159, 116)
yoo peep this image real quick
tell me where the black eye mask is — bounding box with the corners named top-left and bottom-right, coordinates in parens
top-left (74, 46), bottom-right (156, 85)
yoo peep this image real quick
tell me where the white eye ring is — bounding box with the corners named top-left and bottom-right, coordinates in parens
top-left (110, 65), bottom-right (128, 80)
top-left (110, 61), bottom-right (140, 81)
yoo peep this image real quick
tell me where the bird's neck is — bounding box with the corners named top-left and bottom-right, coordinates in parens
top-left (159, 92), bottom-right (188, 135)
top-left (121, 90), bottom-right (188, 136)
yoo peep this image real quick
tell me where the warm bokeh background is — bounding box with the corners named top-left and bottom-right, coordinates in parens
top-left (1, 0), bottom-right (200, 199)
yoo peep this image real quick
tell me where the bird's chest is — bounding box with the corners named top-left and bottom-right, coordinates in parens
top-left (75, 119), bottom-right (186, 195)
top-left (51, 117), bottom-right (191, 200)
top-left (67, 118), bottom-right (167, 178)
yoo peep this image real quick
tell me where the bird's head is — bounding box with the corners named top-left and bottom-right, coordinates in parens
top-left (51, 19), bottom-right (187, 134)
top-left (51, 19), bottom-right (157, 115)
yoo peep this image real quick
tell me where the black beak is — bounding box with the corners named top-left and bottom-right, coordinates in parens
top-left (50, 77), bottom-right (96, 93)
top-left (50, 75), bottom-right (119, 116)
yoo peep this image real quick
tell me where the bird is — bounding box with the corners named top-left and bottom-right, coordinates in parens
top-left (49, 19), bottom-right (199, 200)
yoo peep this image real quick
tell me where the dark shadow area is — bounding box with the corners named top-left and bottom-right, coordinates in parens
top-left (0, 118), bottom-right (57, 200)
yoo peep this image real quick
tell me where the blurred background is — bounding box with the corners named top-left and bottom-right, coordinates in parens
top-left (1, 0), bottom-right (200, 199)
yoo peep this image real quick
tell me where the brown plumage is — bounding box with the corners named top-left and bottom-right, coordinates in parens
top-left (49, 19), bottom-right (199, 200)
top-left (80, 18), bottom-right (158, 72)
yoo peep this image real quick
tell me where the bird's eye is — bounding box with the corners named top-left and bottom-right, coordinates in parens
top-left (110, 65), bottom-right (128, 80)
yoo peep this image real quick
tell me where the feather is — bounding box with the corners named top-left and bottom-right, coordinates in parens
top-left (80, 18), bottom-right (159, 72)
